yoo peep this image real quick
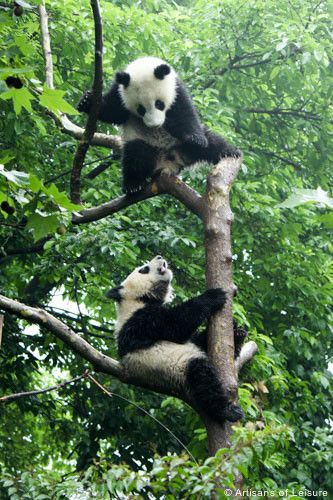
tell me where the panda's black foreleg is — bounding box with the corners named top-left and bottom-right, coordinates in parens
top-left (122, 140), bottom-right (159, 194)
top-left (191, 322), bottom-right (249, 358)
top-left (233, 319), bottom-right (248, 358)
top-left (186, 357), bottom-right (244, 423)
top-left (175, 128), bottom-right (242, 167)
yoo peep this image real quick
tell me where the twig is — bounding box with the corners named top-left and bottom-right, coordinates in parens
top-left (70, 0), bottom-right (103, 204)
top-left (0, 314), bottom-right (3, 348)
top-left (87, 373), bottom-right (199, 465)
top-left (0, 370), bottom-right (89, 404)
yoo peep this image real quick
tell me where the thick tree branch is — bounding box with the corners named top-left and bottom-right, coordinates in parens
top-left (0, 295), bottom-right (188, 400)
top-left (72, 174), bottom-right (204, 224)
top-left (70, 0), bottom-right (103, 204)
top-left (236, 341), bottom-right (258, 373)
top-left (38, 2), bottom-right (53, 89)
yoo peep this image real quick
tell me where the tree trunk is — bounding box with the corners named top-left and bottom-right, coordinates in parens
top-left (203, 155), bottom-right (242, 455)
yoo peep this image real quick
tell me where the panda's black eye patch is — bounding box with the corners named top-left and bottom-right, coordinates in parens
top-left (139, 265), bottom-right (150, 274)
top-left (137, 104), bottom-right (146, 116)
top-left (155, 100), bottom-right (165, 111)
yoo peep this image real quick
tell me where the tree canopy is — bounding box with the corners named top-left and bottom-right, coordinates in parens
top-left (0, 0), bottom-right (332, 497)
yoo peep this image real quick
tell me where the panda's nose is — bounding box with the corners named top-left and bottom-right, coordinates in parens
top-left (156, 256), bottom-right (162, 260)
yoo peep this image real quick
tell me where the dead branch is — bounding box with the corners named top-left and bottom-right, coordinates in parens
top-left (70, 0), bottom-right (104, 204)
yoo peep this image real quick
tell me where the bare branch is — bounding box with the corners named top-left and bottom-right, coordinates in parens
top-left (0, 294), bottom-right (188, 400)
top-left (0, 294), bottom-right (123, 377)
top-left (70, 0), bottom-right (104, 204)
top-left (236, 341), bottom-right (259, 373)
top-left (38, 2), bottom-right (53, 89)
top-left (0, 314), bottom-right (3, 348)
top-left (51, 112), bottom-right (122, 148)
top-left (0, 370), bottom-right (89, 404)
top-left (244, 108), bottom-right (324, 122)
top-left (72, 174), bottom-right (204, 224)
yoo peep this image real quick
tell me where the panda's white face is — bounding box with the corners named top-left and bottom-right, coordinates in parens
top-left (117, 57), bottom-right (177, 128)
top-left (120, 255), bottom-right (173, 302)
top-left (108, 256), bottom-right (173, 333)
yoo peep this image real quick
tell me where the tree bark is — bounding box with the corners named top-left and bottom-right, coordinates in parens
top-left (203, 155), bottom-right (243, 455)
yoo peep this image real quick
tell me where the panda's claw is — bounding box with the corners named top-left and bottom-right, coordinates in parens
top-left (77, 90), bottom-right (93, 113)
top-left (223, 404), bottom-right (244, 422)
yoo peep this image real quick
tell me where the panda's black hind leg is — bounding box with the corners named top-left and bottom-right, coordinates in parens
top-left (203, 128), bottom-right (242, 164)
top-left (122, 140), bottom-right (159, 194)
top-left (186, 357), bottom-right (244, 423)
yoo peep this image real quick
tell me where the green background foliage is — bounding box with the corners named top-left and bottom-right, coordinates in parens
top-left (0, 0), bottom-right (332, 497)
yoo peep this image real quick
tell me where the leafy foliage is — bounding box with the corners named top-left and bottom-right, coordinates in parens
top-left (0, 0), bottom-right (332, 495)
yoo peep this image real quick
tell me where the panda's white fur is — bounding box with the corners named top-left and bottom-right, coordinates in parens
top-left (77, 56), bottom-right (241, 194)
top-left (119, 57), bottom-right (177, 128)
top-left (107, 256), bottom-right (244, 423)
top-left (114, 256), bottom-right (173, 333)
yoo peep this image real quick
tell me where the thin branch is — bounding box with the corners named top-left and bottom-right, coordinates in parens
top-left (72, 173), bottom-right (204, 225)
top-left (203, 47), bottom-right (302, 89)
top-left (243, 108), bottom-right (323, 122)
top-left (38, 2), bottom-right (53, 89)
top-left (70, 0), bottom-right (103, 204)
top-left (0, 314), bottom-right (3, 348)
top-left (87, 373), bottom-right (199, 465)
top-left (0, 370), bottom-right (89, 404)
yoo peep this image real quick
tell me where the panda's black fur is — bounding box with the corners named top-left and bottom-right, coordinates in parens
top-left (107, 256), bottom-right (245, 424)
top-left (77, 56), bottom-right (241, 194)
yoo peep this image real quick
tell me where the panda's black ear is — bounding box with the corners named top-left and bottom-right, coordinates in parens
top-left (154, 64), bottom-right (171, 80)
top-left (106, 285), bottom-right (124, 302)
top-left (116, 71), bottom-right (130, 88)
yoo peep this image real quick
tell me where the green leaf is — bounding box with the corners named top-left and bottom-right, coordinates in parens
top-left (41, 183), bottom-right (82, 210)
top-left (279, 187), bottom-right (333, 208)
top-left (0, 165), bottom-right (30, 186)
top-left (0, 87), bottom-right (34, 114)
top-left (39, 84), bottom-right (79, 115)
top-left (25, 213), bottom-right (59, 241)
top-left (270, 66), bottom-right (280, 80)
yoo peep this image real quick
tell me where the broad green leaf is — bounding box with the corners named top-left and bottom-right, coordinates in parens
top-left (0, 165), bottom-right (30, 186)
top-left (279, 187), bottom-right (333, 208)
top-left (0, 87), bottom-right (34, 114)
top-left (39, 84), bottom-right (79, 115)
top-left (25, 213), bottom-right (59, 241)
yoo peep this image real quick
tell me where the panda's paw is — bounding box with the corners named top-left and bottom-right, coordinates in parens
top-left (222, 146), bottom-right (242, 159)
top-left (202, 288), bottom-right (227, 310)
top-left (122, 179), bottom-right (147, 195)
top-left (183, 133), bottom-right (208, 148)
top-left (223, 404), bottom-right (244, 422)
top-left (77, 90), bottom-right (93, 113)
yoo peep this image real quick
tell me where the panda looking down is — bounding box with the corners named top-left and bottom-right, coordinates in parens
top-left (107, 256), bottom-right (244, 424)
top-left (77, 56), bottom-right (241, 194)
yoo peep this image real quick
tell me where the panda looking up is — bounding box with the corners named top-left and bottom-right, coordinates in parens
top-left (77, 56), bottom-right (241, 194)
top-left (107, 256), bottom-right (244, 424)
